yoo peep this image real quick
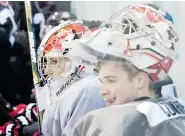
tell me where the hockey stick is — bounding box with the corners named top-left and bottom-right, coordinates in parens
top-left (0, 93), bottom-right (19, 126)
top-left (0, 93), bottom-right (13, 111)
top-left (24, 1), bottom-right (43, 134)
top-left (0, 104), bottom-right (19, 126)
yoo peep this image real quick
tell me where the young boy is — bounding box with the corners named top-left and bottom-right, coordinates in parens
top-left (37, 20), bottom-right (106, 136)
top-left (72, 4), bottom-right (185, 136)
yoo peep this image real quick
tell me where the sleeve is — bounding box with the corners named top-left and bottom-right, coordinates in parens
top-left (72, 113), bottom-right (95, 136)
top-left (62, 98), bottom-right (103, 136)
top-left (52, 87), bottom-right (105, 136)
top-left (72, 112), bottom-right (108, 136)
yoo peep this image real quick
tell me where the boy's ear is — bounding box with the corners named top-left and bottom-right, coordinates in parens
top-left (134, 72), bottom-right (149, 89)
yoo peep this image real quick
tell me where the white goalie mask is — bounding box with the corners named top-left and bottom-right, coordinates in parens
top-left (36, 21), bottom-right (98, 110)
top-left (77, 4), bottom-right (179, 83)
top-left (37, 20), bottom-right (97, 91)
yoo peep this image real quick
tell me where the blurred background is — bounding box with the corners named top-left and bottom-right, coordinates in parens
top-left (0, 1), bottom-right (184, 108)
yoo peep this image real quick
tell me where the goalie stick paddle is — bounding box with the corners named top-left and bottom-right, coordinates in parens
top-left (24, 1), bottom-right (43, 134)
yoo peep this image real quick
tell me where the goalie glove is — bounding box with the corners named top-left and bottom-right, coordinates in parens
top-left (0, 121), bottom-right (22, 136)
top-left (9, 104), bottom-right (30, 127)
top-left (9, 103), bottom-right (38, 126)
top-left (9, 104), bottom-right (26, 117)
top-left (25, 103), bottom-right (38, 123)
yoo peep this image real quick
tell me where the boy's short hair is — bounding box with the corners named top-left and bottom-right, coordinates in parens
top-left (97, 54), bottom-right (158, 95)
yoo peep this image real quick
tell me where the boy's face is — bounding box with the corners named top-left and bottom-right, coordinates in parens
top-left (44, 57), bottom-right (66, 79)
top-left (99, 61), bottom-right (138, 106)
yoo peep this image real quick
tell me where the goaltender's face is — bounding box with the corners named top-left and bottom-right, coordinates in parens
top-left (44, 57), bottom-right (66, 79)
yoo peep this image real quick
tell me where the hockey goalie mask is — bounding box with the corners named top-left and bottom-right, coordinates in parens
top-left (38, 20), bottom-right (87, 81)
top-left (41, 11), bottom-right (77, 39)
top-left (80, 4), bottom-right (179, 83)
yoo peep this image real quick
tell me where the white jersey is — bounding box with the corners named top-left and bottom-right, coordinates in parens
top-left (36, 74), bottom-right (81, 111)
top-left (36, 77), bottom-right (67, 111)
top-left (42, 75), bottom-right (106, 136)
top-left (72, 97), bottom-right (185, 136)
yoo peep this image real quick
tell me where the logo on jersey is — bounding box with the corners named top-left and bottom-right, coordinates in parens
top-left (137, 100), bottom-right (185, 126)
top-left (158, 101), bottom-right (185, 117)
top-left (82, 60), bottom-right (96, 66)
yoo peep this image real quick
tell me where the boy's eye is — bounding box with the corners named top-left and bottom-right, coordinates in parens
top-left (107, 79), bottom-right (116, 83)
top-left (50, 60), bottom-right (57, 65)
